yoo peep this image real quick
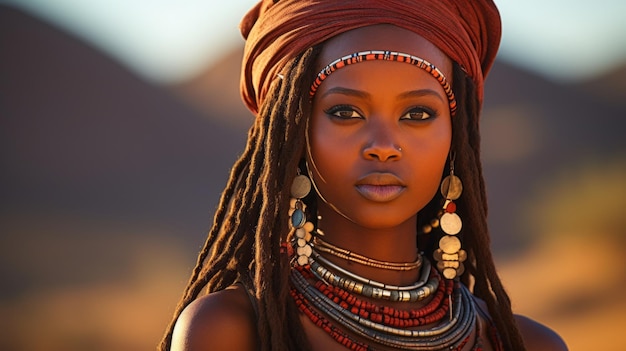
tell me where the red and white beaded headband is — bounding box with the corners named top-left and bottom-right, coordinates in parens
top-left (310, 50), bottom-right (457, 116)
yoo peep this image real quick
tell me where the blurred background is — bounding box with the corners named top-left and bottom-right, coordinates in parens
top-left (1, 1), bottom-right (625, 350)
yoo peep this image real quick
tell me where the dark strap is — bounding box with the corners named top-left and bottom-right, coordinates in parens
top-left (235, 274), bottom-right (260, 321)
top-left (473, 295), bottom-right (492, 322)
top-left (472, 294), bottom-right (504, 351)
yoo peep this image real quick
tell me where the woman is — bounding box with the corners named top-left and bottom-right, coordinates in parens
top-left (160, 1), bottom-right (568, 350)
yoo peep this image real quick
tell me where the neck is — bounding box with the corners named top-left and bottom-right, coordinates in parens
top-left (315, 205), bottom-right (422, 287)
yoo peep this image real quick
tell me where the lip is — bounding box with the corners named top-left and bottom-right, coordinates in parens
top-left (355, 172), bottom-right (406, 202)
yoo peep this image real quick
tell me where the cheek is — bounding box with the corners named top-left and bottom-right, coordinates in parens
top-left (307, 117), bottom-right (353, 182)
top-left (429, 119), bottom-right (452, 170)
top-left (407, 120), bottom-right (452, 195)
top-left (432, 119), bottom-right (452, 162)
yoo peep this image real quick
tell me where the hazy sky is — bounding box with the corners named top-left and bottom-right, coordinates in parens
top-left (4, 0), bottom-right (626, 83)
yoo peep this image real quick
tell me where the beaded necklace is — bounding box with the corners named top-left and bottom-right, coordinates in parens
top-left (309, 253), bottom-right (439, 302)
top-left (290, 263), bottom-right (478, 350)
top-left (291, 287), bottom-right (485, 351)
top-left (286, 226), bottom-right (502, 350)
top-left (313, 236), bottom-right (423, 271)
top-left (296, 264), bottom-right (454, 328)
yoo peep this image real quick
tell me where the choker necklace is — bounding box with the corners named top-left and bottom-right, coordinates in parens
top-left (313, 235), bottom-right (422, 271)
top-left (313, 236), bottom-right (423, 271)
top-left (309, 252), bottom-right (439, 302)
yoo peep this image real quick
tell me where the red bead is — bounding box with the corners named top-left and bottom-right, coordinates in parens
top-left (446, 201), bottom-right (457, 213)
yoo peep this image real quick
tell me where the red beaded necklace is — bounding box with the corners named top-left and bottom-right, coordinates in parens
top-left (290, 263), bottom-right (503, 351)
top-left (295, 264), bottom-right (454, 328)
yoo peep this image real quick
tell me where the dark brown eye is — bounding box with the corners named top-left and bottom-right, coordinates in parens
top-left (400, 107), bottom-right (435, 121)
top-left (325, 105), bottom-right (363, 120)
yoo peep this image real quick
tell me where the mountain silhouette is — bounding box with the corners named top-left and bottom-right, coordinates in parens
top-left (2, 5), bottom-right (625, 351)
top-left (2, 3), bottom-right (625, 292)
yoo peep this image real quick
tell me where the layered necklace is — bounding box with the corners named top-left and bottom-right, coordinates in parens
top-left (288, 232), bottom-right (484, 351)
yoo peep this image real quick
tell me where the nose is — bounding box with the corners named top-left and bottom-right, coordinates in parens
top-left (362, 123), bottom-right (402, 162)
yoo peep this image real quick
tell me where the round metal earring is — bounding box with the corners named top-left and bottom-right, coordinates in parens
top-left (289, 171), bottom-right (315, 266)
top-left (433, 153), bottom-right (466, 279)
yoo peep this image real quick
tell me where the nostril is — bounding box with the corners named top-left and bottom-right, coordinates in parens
top-left (363, 145), bottom-right (402, 162)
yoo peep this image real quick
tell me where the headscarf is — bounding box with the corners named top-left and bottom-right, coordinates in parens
top-left (240, 0), bottom-right (501, 116)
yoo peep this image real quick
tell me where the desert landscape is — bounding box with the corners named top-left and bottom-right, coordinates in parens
top-left (1, 5), bottom-right (625, 350)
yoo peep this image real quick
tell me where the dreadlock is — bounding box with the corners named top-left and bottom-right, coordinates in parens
top-left (159, 46), bottom-right (319, 351)
top-left (443, 63), bottom-right (526, 350)
top-left (160, 48), bottom-right (526, 350)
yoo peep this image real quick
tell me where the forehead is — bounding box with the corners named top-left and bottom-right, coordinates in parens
top-left (317, 24), bottom-right (453, 80)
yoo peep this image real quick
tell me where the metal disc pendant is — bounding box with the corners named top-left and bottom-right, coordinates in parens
top-left (442, 267), bottom-right (457, 279)
top-left (433, 248), bottom-right (444, 261)
top-left (295, 228), bottom-right (306, 239)
top-left (436, 260), bottom-right (460, 271)
top-left (296, 245), bottom-right (312, 257)
top-left (456, 263), bottom-right (465, 276)
top-left (297, 255), bottom-right (309, 266)
top-left (458, 250), bottom-right (467, 262)
top-left (291, 175), bottom-right (312, 199)
top-left (440, 175), bottom-right (463, 200)
top-left (439, 235), bottom-right (461, 254)
top-left (440, 212), bottom-right (462, 235)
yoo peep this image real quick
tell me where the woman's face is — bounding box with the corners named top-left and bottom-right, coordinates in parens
top-left (308, 24), bottom-right (453, 230)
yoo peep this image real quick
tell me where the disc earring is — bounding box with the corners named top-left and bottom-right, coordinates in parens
top-left (289, 170), bottom-right (315, 266)
top-left (433, 153), bottom-right (467, 280)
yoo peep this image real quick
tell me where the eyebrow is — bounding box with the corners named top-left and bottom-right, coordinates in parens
top-left (321, 86), bottom-right (445, 103)
top-left (398, 89), bottom-right (445, 103)
top-left (321, 87), bottom-right (370, 100)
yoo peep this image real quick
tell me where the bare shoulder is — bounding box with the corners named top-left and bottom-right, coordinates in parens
top-left (170, 284), bottom-right (258, 351)
top-left (514, 314), bottom-right (568, 351)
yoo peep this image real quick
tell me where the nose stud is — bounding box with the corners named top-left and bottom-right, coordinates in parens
top-left (363, 144), bottom-right (402, 162)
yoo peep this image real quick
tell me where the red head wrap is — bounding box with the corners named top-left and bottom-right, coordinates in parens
top-left (240, 0), bottom-right (501, 116)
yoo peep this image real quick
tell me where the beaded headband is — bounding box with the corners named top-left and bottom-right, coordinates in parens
top-left (310, 50), bottom-right (457, 116)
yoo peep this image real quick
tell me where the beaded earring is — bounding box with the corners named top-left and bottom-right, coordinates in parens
top-left (433, 154), bottom-right (466, 280)
top-left (289, 171), bottom-right (315, 266)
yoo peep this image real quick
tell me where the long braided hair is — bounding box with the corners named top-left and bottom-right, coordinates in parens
top-left (159, 46), bottom-right (526, 350)
top-left (438, 63), bottom-right (527, 350)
